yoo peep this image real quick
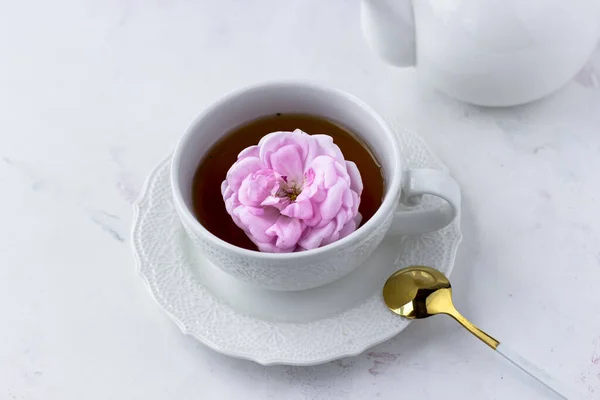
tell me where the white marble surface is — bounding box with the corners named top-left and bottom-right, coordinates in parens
top-left (1, 1), bottom-right (600, 399)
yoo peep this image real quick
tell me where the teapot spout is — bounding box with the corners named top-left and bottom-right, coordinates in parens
top-left (361, 0), bottom-right (415, 67)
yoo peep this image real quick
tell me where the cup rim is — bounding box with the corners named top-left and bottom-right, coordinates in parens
top-left (171, 80), bottom-right (402, 260)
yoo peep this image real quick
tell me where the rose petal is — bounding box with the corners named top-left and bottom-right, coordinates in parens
top-left (265, 215), bottom-right (303, 250)
top-left (246, 234), bottom-right (293, 253)
top-left (311, 185), bottom-right (327, 203)
top-left (260, 194), bottom-right (290, 211)
top-left (342, 186), bottom-right (353, 208)
top-left (269, 144), bottom-right (304, 184)
top-left (238, 145), bottom-right (260, 159)
top-left (309, 155), bottom-right (341, 188)
top-left (233, 206), bottom-right (279, 243)
top-left (351, 190), bottom-right (360, 216)
top-left (301, 176), bottom-right (327, 202)
top-left (259, 131), bottom-right (309, 167)
top-left (338, 214), bottom-right (360, 240)
top-left (238, 170), bottom-right (277, 207)
top-left (224, 192), bottom-right (239, 215)
top-left (319, 179), bottom-right (348, 220)
top-left (222, 184), bottom-right (235, 206)
top-left (304, 135), bottom-right (322, 169)
top-left (334, 161), bottom-right (351, 185)
top-left (298, 220), bottom-right (336, 250)
top-left (354, 212), bottom-right (362, 227)
top-left (281, 197), bottom-right (313, 219)
top-left (334, 210), bottom-right (347, 232)
top-left (221, 181), bottom-right (228, 197)
top-left (320, 231), bottom-right (339, 247)
top-left (260, 195), bottom-right (281, 206)
top-left (226, 157), bottom-right (265, 191)
top-left (346, 161), bottom-right (363, 195)
top-left (312, 134), bottom-right (345, 164)
top-left (303, 201), bottom-right (322, 227)
top-left (346, 206), bottom-right (354, 223)
top-left (246, 206), bottom-right (264, 216)
top-left (304, 168), bottom-right (315, 186)
top-left (253, 238), bottom-right (293, 253)
top-left (291, 129), bottom-right (311, 163)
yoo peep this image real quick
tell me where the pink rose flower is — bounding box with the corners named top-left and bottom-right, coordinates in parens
top-left (221, 129), bottom-right (363, 253)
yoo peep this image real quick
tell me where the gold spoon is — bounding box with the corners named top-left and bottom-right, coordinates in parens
top-left (383, 266), bottom-right (575, 399)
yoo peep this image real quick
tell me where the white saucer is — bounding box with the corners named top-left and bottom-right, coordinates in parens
top-left (132, 126), bottom-right (462, 366)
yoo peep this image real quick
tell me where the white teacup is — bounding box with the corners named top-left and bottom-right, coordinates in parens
top-left (171, 81), bottom-right (460, 291)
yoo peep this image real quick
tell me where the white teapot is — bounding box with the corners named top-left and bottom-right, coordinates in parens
top-left (361, 0), bottom-right (600, 106)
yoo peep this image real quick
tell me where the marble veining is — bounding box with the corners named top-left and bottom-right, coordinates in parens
top-left (89, 209), bottom-right (125, 243)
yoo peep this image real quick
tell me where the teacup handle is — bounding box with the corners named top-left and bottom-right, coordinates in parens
top-left (388, 169), bottom-right (461, 236)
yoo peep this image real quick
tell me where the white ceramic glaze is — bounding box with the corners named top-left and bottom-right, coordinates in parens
top-left (170, 81), bottom-right (460, 291)
top-left (133, 128), bottom-right (462, 365)
top-left (361, 0), bottom-right (600, 106)
top-left (496, 344), bottom-right (578, 399)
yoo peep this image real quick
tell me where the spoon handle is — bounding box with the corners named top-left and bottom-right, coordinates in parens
top-left (448, 309), bottom-right (577, 399)
top-left (446, 308), bottom-right (499, 349)
top-left (496, 343), bottom-right (577, 400)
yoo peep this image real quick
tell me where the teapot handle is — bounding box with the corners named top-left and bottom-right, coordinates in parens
top-left (360, 0), bottom-right (416, 67)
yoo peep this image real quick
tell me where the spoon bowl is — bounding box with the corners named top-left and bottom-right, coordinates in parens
top-left (383, 266), bottom-right (451, 319)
